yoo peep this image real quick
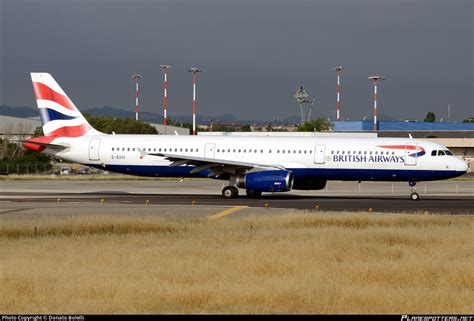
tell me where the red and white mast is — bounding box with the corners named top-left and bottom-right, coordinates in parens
top-left (333, 66), bottom-right (342, 121)
top-left (188, 67), bottom-right (201, 135)
top-left (160, 65), bottom-right (171, 125)
top-left (368, 75), bottom-right (385, 131)
top-left (132, 73), bottom-right (141, 121)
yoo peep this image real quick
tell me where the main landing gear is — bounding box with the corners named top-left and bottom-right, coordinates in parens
top-left (409, 181), bottom-right (419, 201)
top-left (222, 186), bottom-right (239, 199)
top-left (221, 186), bottom-right (263, 199)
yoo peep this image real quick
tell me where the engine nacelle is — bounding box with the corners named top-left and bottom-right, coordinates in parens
top-left (236, 170), bottom-right (294, 192)
top-left (292, 178), bottom-right (327, 190)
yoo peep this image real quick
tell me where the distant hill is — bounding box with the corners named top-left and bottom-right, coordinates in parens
top-left (0, 105), bottom-right (246, 125)
top-left (0, 104), bottom-right (396, 125)
top-left (0, 105), bottom-right (37, 118)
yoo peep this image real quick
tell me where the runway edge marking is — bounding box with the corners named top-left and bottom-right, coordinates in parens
top-left (207, 206), bottom-right (248, 221)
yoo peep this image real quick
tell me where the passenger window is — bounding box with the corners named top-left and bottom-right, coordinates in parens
top-left (282, 150), bottom-right (285, 154)
top-left (277, 150), bottom-right (280, 153)
top-left (304, 150), bottom-right (307, 154)
top-left (112, 147), bottom-right (114, 151)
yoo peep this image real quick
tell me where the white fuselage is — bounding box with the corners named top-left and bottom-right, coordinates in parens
top-left (45, 134), bottom-right (468, 184)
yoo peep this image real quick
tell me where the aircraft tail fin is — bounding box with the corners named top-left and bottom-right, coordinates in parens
top-left (30, 73), bottom-right (103, 137)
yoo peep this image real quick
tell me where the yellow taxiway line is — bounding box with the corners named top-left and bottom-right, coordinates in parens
top-left (207, 206), bottom-right (248, 221)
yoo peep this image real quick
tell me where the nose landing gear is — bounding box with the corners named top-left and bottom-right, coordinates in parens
top-left (409, 181), bottom-right (419, 201)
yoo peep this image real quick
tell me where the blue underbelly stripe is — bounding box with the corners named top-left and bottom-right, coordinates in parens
top-left (85, 164), bottom-right (464, 181)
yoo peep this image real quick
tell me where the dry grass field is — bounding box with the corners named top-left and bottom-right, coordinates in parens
top-left (1, 212), bottom-right (473, 314)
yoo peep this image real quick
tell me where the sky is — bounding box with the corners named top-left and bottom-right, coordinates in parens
top-left (0, 0), bottom-right (473, 122)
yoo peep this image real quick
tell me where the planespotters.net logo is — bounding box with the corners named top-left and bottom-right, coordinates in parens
top-left (402, 316), bottom-right (474, 321)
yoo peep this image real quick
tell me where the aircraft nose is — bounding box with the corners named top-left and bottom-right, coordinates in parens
top-left (456, 158), bottom-right (469, 173)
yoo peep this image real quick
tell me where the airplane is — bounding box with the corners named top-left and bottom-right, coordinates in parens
top-left (22, 73), bottom-right (468, 200)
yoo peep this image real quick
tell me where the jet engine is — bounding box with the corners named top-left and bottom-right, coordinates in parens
top-left (236, 170), bottom-right (294, 192)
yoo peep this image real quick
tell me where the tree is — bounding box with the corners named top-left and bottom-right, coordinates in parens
top-left (424, 112), bottom-right (436, 122)
top-left (296, 118), bottom-right (333, 132)
top-left (0, 138), bottom-right (52, 174)
top-left (240, 124), bottom-right (251, 132)
top-left (463, 117), bottom-right (474, 123)
top-left (84, 114), bottom-right (158, 134)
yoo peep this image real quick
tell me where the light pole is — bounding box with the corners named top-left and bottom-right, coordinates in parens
top-left (333, 66), bottom-right (342, 121)
top-left (368, 75), bottom-right (385, 131)
top-left (160, 65), bottom-right (171, 126)
top-left (132, 74), bottom-right (142, 121)
top-left (188, 68), bottom-right (201, 135)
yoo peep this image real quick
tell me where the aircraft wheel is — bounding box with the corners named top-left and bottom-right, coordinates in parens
top-left (410, 192), bottom-right (420, 201)
top-left (222, 186), bottom-right (237, 199)
top-left (246, 189), bottom-right (262, 198)
top-left (232, 186), bottom-right (239, 197)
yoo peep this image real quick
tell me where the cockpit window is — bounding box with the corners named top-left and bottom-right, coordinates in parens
top-left (432, 149), bottom-right (453, 156)
top-left (444, 150), bottom-right (453, 156)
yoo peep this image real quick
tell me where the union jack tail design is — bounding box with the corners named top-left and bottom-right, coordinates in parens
top-left (31, 73), bottom-right (102, 137)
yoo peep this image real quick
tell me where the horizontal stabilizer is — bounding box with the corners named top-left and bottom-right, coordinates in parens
top-left (18, 139), bottom-right (68, 152)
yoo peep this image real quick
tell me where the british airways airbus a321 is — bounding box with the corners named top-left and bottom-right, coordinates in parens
top-left (22, 73), bottom-right (468, 200)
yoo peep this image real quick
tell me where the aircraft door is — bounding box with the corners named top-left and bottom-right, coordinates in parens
top-left (404, 143), bottom-right (417, 166)
top-left (204, 143), bottom-right (216, 159)
top-left (89, 138), bottom-right (101, 161)
top-left (314, 145), bottom-right (326, 164)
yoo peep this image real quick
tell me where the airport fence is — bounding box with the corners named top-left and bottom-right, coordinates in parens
top-left (0, 163), bottom-right (107, 176)
top-left (0, 163), bottom-right (54, 175)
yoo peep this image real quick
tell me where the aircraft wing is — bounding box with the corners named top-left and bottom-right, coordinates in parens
top-left (147, 152), bottom-right (287, 176)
